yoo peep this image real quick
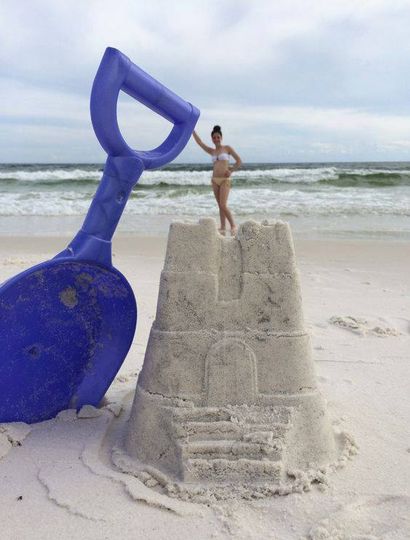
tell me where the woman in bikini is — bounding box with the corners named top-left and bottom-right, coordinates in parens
top-left (193, 125), bottom-right (242, 236)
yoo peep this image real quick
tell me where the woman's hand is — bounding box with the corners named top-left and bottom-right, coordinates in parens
top-left (226, 146), bottom-right (242, 172)
top-left (224, 169), bottom-right (232, 178)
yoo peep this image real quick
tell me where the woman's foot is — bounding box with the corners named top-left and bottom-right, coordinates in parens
top-left (218, 228), bottom-right (226, 236)
top-left (231, 226), bottom-right (237, 237)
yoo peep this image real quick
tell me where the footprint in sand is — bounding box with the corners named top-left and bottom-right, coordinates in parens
top-left (329, 315), bottom-right (400, 337)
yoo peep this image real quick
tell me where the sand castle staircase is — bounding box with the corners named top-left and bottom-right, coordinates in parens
top-left (172, 404), bottom-right (293, 482)
top-left (124, 219), bottom-right (337, 488)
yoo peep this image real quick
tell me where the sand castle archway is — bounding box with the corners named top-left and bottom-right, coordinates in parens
top-left (205, 338), bottom-right (257, 406)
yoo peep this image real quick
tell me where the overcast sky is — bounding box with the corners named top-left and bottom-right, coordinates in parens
top-left (1, 0), bottom-right (410, 163)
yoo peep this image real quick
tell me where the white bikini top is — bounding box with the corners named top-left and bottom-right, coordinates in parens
top-left (212, 152), bottom-right (230, 162)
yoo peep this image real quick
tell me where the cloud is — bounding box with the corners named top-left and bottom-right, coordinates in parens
top-left (1, 0), bottom-right (410, 161)
top-left (193, 103), bottom-right (410, 161)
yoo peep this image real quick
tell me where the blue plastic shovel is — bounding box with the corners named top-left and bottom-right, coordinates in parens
top-left (0, 48), bottom-right (199, 423)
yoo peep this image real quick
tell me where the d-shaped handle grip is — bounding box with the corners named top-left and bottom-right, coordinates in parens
top-left (90, 47), bottom-right (200, 169)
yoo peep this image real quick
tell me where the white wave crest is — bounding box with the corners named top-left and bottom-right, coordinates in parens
top-left (0, 169), bottom-right (102, 182)
top-left (2, 165), bottom-right (410, 186)
top-left (1, 187), bottom-right (409, 218)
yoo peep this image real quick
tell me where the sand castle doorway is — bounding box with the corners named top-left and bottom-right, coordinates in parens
top-left (205, 338), bottom-right (257, 406)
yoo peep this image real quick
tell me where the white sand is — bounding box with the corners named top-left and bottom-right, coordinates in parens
top-left (0, 232), bottom-right (409, 539)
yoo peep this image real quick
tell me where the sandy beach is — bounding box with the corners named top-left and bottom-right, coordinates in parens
top-left (0, 228), bottom-right (408, 539)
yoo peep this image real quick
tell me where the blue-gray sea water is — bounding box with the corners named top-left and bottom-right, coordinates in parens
top-left (1, 162), bottom-right (409, 238)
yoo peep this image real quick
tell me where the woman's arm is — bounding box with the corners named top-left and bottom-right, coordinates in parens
top-left (192, 130), bottom-right (213, 154)
top-left (227, 145), bottom-right (242, 174)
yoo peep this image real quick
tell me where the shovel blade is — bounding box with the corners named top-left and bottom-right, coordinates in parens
top-left (0, 260), bottom-right (136, 423)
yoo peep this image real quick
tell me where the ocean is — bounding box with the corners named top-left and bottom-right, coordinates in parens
top-left (1, 162), bottom-right (409, 239)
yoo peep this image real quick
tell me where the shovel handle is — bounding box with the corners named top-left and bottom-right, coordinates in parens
top-left (90, 47), bottom-right (200, 169)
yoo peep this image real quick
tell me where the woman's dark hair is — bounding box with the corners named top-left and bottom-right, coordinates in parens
top-left (211, 125), bottom-right (222, 137)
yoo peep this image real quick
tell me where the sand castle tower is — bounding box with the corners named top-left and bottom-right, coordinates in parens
top-left (122, 219), bottom-right (342, 495)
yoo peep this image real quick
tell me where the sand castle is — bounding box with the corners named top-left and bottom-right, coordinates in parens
top-left (121, 219), bottom-right (345, 496)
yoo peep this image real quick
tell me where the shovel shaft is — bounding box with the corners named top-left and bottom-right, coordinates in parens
top-left (58, 156), bottom-right (143, 266)
top-left (59, 49), bottom-right (199, 265)
top-left (81, 156), bottom-right (144, 240)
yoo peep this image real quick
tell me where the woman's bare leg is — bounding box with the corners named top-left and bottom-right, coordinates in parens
top-left (212, 181), bottom-right (226, 231)
top-left (219, 182), bottom-right (236, 233)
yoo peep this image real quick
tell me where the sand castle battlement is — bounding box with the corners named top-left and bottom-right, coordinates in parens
top-left (156, 218), bottom-right (303, 331)
top-left (124, 219), bottom-right (339, 493)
